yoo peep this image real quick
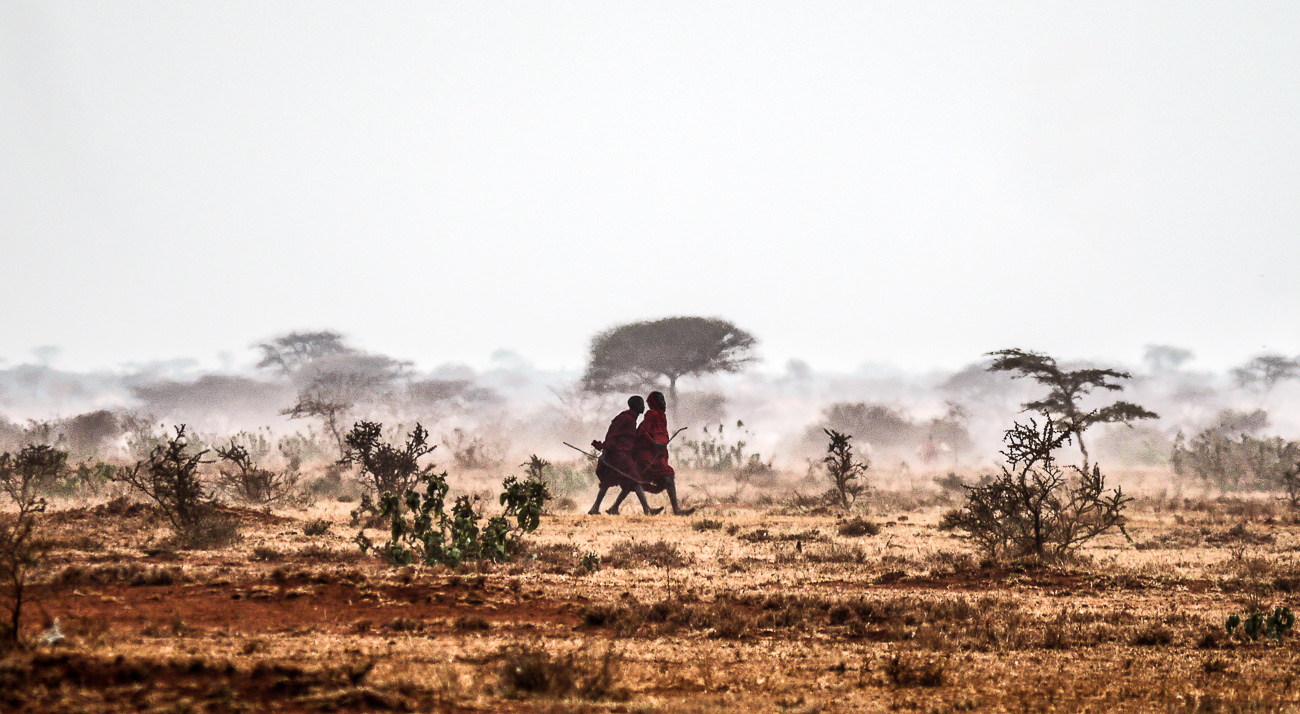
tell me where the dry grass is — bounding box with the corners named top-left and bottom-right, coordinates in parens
top-left (11, 477), bottom-right (1300, 712)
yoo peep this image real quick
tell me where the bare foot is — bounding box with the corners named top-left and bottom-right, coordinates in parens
top-left (673, 508), bottom-right (696, 516)
top-left (605, 507), bottom-right (621, 515)
top-left (647, 507), bottom-right (665, 515)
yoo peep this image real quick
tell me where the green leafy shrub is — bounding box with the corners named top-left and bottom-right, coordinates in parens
top-left (354, 450), bottom-right (550, 567)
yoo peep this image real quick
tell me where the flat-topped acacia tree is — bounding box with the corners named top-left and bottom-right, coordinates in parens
top-left (581, 316), bottom-right (758, 412)
top-left (986, 348), bottom-right (1157, 469)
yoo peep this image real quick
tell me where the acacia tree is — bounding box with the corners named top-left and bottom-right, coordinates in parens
top-left (580, 316), bottom-right (757, 411)
top-left (1232, 354), bottom-right (1300, 394)
top-left (255, 330), bottom-right (354, 376)
top-left (987, 349), bottom-right (1157, 468)
top-left (281, 353), bottom-right (410, 454)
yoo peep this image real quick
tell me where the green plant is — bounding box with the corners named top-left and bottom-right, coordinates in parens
top-left (578, 551), bottom-right (602, 574)
top-left (0, 444), bottom-right (67, 648)
top-left (941, 415), bottom-right (1131, 561)
top-left (1226, 606), bottom-right (1294, 641)
top-left (46, 461), bottom-right (116, 498)
top-left (822, 428), bottom-right (869, 510)
top-left (353, 452), bottom-right (550, 567)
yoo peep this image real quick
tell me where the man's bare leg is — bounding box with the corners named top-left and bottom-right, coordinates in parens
top-left (666, 479), bottom-right (695, 516)
top-left (587, 486), bottom-right (610, 515)
top-left (607, 486), bottom-right (663, 515)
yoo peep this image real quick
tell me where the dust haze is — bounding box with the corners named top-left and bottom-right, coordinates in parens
top-left (4, 332), bottom-right (1297, 491)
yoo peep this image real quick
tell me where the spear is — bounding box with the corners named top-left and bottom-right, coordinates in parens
top-left (563, 442), bottom-right (640, 483)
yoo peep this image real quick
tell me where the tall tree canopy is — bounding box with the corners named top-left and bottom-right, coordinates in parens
top-left (580, 316), bottom-right (758, 411)
top-left (987, 348), bottom-right (1157, 468)
top-left (255, 331), bottom-right (353, 376)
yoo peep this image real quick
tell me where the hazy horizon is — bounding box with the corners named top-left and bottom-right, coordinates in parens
top-left (5, 3), bottom-right (1299, 374)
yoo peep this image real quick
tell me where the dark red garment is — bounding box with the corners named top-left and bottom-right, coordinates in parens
top-left (634, 407), bottom-right (675, 492)
top-left (593, 408), bottom-right (647, 489)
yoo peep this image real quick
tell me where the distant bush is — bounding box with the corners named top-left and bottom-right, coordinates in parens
top-left (215, 432), bottom-right (300, 507)
top-left (674, 421), bottom-right (776, 485)
top-left (837, 517), bottom-right (880, 537)
top-left (1172, 423), bottom-right (1300, 496)
top-left (821, 429), bottom-right (869, 510)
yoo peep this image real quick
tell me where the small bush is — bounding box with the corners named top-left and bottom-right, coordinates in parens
top-left (112, 425), bottom-right (219, 537)
top-left (497, 642), bottom-right (626, 700)
top-left (882, 649), bottom-right (946, 687)
top-left (351, 433), bottom-right (550, 568)
top-left (454, 615), bottom-right (490, 631)
top-left (837, 517), bottom-right (880, 537)
top-left (605, 540), bottom-right (692, 569)
top-left (214, 433), bottom-right (300, 507)
top-left (339, 422), bottom-right (437, 497)
top-left (0, 444), bottom-right (66, 647)
top-left (178, 513), bottom-right (242, 550)
top-left (578, 551), bottom-right (602, 575)
top-left (303, 519), bottom-right (332, 537)
top-left (822, 429), bottom-right (869, 509)
top-left (692, 518), bottom-right (724, 532)
top-left (943, 415), bottom-right (1131, 561)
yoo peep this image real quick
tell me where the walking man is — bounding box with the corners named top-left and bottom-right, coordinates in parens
top-left (587, 395), bottom-right (661, 516)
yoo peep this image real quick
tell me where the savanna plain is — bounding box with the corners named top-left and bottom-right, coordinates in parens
top-left (7, 461), bottom-right (1300, 714)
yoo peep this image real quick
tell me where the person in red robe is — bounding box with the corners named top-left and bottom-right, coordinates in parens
top-left (587, 396), bottom-right (661, 516)
top-left (609, 390), bottom-right (694, 515)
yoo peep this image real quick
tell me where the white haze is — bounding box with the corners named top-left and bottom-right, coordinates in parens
top-left (3, 3), bottom-right (1300, 376)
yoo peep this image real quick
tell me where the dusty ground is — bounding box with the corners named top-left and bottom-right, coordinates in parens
top-left (7, 479), bottom-right (1300, 713)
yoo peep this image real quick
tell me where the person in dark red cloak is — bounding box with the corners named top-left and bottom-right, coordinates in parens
top-left (587, 395), bottom-right (661, 516)
top-left (609, 390), bottom-right (694, 515)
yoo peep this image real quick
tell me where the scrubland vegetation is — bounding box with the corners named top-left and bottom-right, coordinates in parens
top-left (5, 336), bottom-right (1300, 710)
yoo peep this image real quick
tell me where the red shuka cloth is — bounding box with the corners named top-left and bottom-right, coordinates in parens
top-left (594, 409), bottom-right (647, 489)
top-left (634, 407), bottom-right (675, 492)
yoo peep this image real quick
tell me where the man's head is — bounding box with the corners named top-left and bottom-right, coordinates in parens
top-left (647, 391), bottom-right (666, 411)
top-left (627, 395), bottom-right (646, 414)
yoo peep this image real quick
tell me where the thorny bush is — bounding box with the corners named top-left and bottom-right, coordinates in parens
top-left (339, 421), bottom-right (435, 497)
top-left (214, 432), bottom-right (300, 507)
top-left (0, 444), bottom-right (66, 647)
top-left (941, 415), bottom-right (1131, 561)
top-left (111, 425), bottom-right (240, 549)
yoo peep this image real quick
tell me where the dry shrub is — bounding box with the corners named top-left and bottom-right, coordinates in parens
top-left (497, 642), bottom-right (627, 701)
top-left (692, 518), bottom-right (724, 532)
top-left (881, 649), bottom-right (946, 687)
top-left (250, 547), bottom-right (283, 562)
top-left (176, 512), bottom-right (242, 550)
top-left (303, 519), bottom-right (332, 537)
top-left (55, 563), bottom-right (186, 587)
top-left (605, 540), bottom-right (692, 569)
top-left (454, 615), bottom-right (490, 631)
top-left (837, 517), bottom-right (880, 537)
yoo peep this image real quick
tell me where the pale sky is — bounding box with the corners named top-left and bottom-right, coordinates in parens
top-left (3, 2), bottom-right (1298, 375)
